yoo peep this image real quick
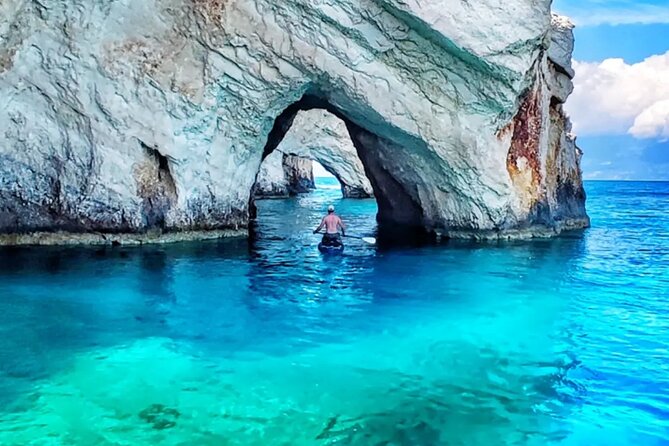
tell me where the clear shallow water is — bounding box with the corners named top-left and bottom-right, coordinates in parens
top-left (0, 179), bottom-right (668, 445)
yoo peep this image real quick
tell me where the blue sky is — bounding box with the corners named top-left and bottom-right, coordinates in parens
top-left (554, 0), bottom-right (669, 180)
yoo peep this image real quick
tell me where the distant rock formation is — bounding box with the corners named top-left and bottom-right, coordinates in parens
top-left (283, 156), bottom-right (315, 195)
top-left (255, 110), bottom-right (373, 199)
top-left (255, 152), bottom-right (315, 197)
top-left (0, 1), bottom-right (588, 244)
top-left (254, 151), bottom-right (292, 198)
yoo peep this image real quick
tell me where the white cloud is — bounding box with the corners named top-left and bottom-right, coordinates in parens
top-left (630, 100), bottom-right (669, 140)
top-left (566, 51), bottom-right (669, 140)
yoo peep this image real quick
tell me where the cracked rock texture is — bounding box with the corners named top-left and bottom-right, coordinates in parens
top-left (255, 110), bottom-right (374, 199)
top-left (0, 1), bottom-right (588, 242)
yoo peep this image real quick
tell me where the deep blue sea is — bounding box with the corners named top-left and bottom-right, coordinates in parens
top-left (0, 179), bottom-right (667, 445)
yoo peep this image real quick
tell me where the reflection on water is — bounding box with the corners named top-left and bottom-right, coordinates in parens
top-left (0, 180), bottom-right (668, 445)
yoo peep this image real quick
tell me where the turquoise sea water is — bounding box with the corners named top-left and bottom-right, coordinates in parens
top-left (0, 179), bottom-right (668, 445)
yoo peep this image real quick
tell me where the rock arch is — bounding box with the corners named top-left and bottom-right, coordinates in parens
top-left (258, 93), bottom-right (429, 230)
top-left (0, 1), bottom-right (588, 243)
top-left (255, 110), bottom-right (373, 199)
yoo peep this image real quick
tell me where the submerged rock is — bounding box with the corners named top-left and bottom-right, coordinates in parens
top-left (138, 403), bottom-right (180, 430)
top-left (255, 110), bottom-right (374, 199)
top-left (0, 1), bottom-right (588, 243)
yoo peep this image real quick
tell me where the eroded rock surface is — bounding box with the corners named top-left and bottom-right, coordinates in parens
top-left (256, 110), bottom-right (373, 199)
top-left (254, 151), bottom-right (291, 198)
top-left (0, 1), bottom-right (588, 243)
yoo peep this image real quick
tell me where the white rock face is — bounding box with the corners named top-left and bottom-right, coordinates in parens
top-left (256, 110), bottom-right (373, 198)
top-left (548, 14), bottom-right (576, 78)
top-left (282, 155), bottom-right (316, 195)
top-left (254, 150), bottom-right (291, 197)
top-left (0, 1), bottom-right (588, 241)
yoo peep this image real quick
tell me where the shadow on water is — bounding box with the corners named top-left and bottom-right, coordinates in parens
top-left (0, 239), bottom-right (252, 409)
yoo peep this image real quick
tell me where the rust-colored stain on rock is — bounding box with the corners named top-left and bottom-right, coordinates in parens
top-left (545, 103), bottom-right (563, 189)
top-left (496, 119), bottom-right (513, 140)
top-left (0, 48), bottom-right (17, 74)
top-left (103, 39), bottom-right (165, 77)
top-left (192, 0), bottom-right (229, 22)
top-left (506, 86), bottom-right (543, 187)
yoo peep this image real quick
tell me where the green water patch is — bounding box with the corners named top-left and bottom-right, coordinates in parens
top-left (0, 310), bottom-right (576, 446)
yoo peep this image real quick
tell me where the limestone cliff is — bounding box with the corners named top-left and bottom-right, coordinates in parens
top-left (255, 110), bottom-right (374, 199)
top-left (0, 1), bottom-right (588, 243)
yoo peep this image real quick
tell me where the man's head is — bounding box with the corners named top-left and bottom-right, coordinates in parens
top-left (327, 205), bottom-right (335, 214)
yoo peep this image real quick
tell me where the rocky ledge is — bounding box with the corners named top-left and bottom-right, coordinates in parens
top-left (0, 1), bottom-right (588, 244)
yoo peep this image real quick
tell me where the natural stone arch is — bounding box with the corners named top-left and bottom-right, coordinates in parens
top-left (279, 110), bottom-right (374, 199)
top-left (255, 109), bottom-right (373, 199)
top-left (0, 1), bottom-right (588, 244)
top-left (259, 93), bottom-right (427, 230)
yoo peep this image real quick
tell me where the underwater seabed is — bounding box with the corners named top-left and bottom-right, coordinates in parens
top-left (0, 311), bottom-right (581, 446)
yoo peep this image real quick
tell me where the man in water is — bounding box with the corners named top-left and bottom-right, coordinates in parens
top-left (313, 205), bottom-right (346, 246)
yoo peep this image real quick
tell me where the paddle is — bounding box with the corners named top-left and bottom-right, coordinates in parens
top-left (343, 234), bottom-right (377, 245)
